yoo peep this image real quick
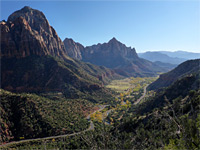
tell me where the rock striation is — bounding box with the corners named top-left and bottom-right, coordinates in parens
top-left (1, 6), bottom-right (67, 59)
top-left (63, 38), bottom-right (84, 60)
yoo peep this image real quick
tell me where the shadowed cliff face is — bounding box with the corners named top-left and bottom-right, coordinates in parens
top-left (0, 6), bottom-right (68, 59)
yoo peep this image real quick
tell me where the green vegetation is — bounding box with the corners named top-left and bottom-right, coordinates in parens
top-left (106, 78), bottom-right (133, 93)
top-left (138, 71), bottom-right (200, 114)
top-left (106, 76), bottom-right (156, 93)
top-left (1, 72), bottom-right (199, 149)
top-left (0, 89), bottom-right (96, 144)
top-left (2, 89), bottom-right (199, 149)
top-left (103, 77), bottom-right (157, 124)
top-left (1, 55), bottom-right (116, 103)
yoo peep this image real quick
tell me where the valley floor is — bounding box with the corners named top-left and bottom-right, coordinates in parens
top-left (0, 77), bottom-right (156, 149)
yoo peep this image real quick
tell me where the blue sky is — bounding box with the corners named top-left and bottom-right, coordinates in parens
top-left (1, 1), bottom-right (200, 53)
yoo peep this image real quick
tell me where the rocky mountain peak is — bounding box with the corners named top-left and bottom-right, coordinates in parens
top-left (107, 37), bottom-right (129, 49)
top-left (63, 38), bottom-right (84, 60)
top-left (1, 6), bottom-right (68, 59)
top-left (21, 6), bottom-right (32, 11)
top-left (109, 37), bottom-right (118, 42)
top-left (108, 37), bottom-right (123, 47)
top-left (7, 6), bottom-right (51, 34)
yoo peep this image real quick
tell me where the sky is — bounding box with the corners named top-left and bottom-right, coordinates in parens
top-left (1, 0), bottom-right (200, 53)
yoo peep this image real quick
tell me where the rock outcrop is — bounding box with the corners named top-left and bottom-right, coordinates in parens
top-left (63, 38), bottom-right (84, 60)
top-left (82, 37), bottom-right (138, 68)
top-left (1, 6), bottom-right (67, 59)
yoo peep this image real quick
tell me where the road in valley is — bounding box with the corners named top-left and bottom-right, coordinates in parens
top-left (134, 85), bottom-right (148, 105)
top-left (0, 105), bottom-right (108, 148)
top-left (0, 84), bottom-right (148, 148)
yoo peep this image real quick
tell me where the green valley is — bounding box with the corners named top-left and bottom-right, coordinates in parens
top-left (0, 76), bottom-right (158, 149)
top-left (0, 4), bottom-right (199, 150)
top-left (2, 70), bottom-right (199, 149)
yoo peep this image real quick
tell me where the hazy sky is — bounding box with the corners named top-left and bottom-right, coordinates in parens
top-left (1, 0), bottom-right (200, 53)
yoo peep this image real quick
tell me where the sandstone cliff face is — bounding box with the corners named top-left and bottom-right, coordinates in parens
top-left (63, 37), bottom-right (139, 68)
top-left (0, 6), bottom-right (67, 59)
top-left (63, 38), bottom-right (84, 60)
top-left (63, 37), bottom-right (165, 76)
top-left (82, 37), bottom-right (139, 68)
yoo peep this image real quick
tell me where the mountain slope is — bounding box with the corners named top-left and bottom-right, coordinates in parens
top-left (141, 70), bottom-right (200, 114)
top-left (138, 51), bottom-right (186, 64)
top-left (148, 59), bottom-right (200, 91)
top-left (0, 89), bottom-right (97, 144)
top-left (0, 6), bottom-right (118, 101)
top-left (63, 38), bottom-right (166, 77)
top-left (120, 84), bottom-right (200, 149)
top-left (153, 61), bottom-right (177, 70)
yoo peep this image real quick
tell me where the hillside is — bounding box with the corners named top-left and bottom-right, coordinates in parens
top-left (118, 88), bottom-right (200, 149)
top-left (0, 89), bottom-right (97, 144)
top-left (6, 70), bottom-right (199, 149)
top-left (63, 38), bottom-right (167, 77)
top-left (148, 59), bottom-right (200, 91)
top-left (0, 6), bottom-right (120, 101)
top-left (79, 67), bottom-right (200, 149)
top-left (139, 70), bottom-right (200, 114)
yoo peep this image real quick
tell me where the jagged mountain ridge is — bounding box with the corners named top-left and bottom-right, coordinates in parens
top-left (82, 38), bottom-right (138, 68)
top-left (0, 6), bottom-right (120, 100)
top-left (63, 38), bottom-right (166, 77)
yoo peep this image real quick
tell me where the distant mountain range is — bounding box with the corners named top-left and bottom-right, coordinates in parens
top-left (138, 52), bottom-right (186, 65)
top-left (138, 51), bottom-right (200, 65)
top-left (64, 38), bottom-right (167, 77)
top-left (159, 50), bottom-right (200, 60)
